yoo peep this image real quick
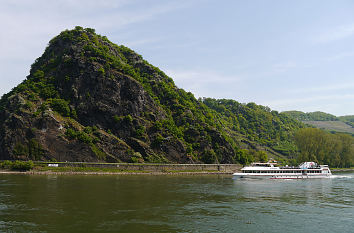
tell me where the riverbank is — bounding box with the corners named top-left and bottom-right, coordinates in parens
top-left (2, 161), bottom-right (351, 175)
top-left (0, 162), bottom-right (241, 175)
top-left (0, 169), bottom-right (235, 176)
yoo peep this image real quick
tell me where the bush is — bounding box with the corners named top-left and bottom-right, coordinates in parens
top-left (77, 131), bottom-right (93, 144)
top-left (135, 125), bottom-right (145, 139)
top-left (152, 134), bottom-right (164, 148)
top-left (11, 160), bottom-right (34, 171)
top-left (201, 149), bottom-right (218, 164)
top-left (131, 152), bottom-right (144, 163)
top-left (65, 128), bottom-right (78, 139)
top-left (13, 143), bottom-right (29, 156)
top-left (124, 115), bottom-right (133, 124)
top-left (50, 98), bottom-right (70, 116)
top-left (0, 160), bottom-right (13, 169)
top-left (0, 160), bottom-right (34, 171)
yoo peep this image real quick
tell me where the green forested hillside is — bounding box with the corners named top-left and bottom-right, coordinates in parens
top-left (304, 121), bottom-right (354, 134)
top-left (282, 111), bottom-right (354, 167)
top-left (201, 98), bottom-right (303, 156)
top-left (0, 26), bottom-right (353, 167)
top-left (0, 27), bottom-right (303, 164)
top-left (283, 110), bottom-right (354, 134)
top-left (295, 128), bottom-right (354, 168)
top-left (338, 115), bottom-right (354, 127)
top-left (282, 111), bottom-right (338, 121)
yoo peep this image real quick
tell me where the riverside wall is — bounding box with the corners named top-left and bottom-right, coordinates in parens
top-left (40, 162), bottom-right (242, 173)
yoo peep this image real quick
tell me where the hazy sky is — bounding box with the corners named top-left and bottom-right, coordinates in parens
top-left (1, 0), bottom-right (354, 116)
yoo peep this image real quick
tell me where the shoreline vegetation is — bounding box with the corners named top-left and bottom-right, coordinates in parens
top-left (0, 170), bottom-right (234, 175)
top-left (0, 160), bottom-right (352, 175)
top-left (0, 160), bottom-right (238, 175)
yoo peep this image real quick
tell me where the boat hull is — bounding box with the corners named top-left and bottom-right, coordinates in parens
top-left (232, 173), bottom-right (332, 179)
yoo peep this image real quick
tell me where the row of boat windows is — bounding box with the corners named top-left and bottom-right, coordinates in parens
top-left (243, 170), bottom-right (323, 173)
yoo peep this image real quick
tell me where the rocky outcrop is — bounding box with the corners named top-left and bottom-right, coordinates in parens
top-left (0, 27), bottom-right (297, 163)
top-left (0, 27), bottom-right (238, 163)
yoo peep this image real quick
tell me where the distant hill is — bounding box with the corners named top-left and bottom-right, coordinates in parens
top-left (283, 111), bottom-right (354, 134)
top-left (282, 111), bottom-right (338, 121)
top-left (303, 121), bottom-right (354, 134)
top-left (283, 111), bottom-right (354, 167)
top-left (338, 115), bottom-right (354, 127)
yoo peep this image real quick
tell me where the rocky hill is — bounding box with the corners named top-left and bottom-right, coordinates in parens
top-left (0, 27), bottom-right (303, 163)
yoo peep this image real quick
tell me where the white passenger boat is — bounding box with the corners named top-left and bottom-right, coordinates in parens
top-left (233, 162), bottom-right (332, 179)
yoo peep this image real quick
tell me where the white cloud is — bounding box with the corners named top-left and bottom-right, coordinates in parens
top-left (288, 82), bottom-right (354, 94)
top-left (313, 23), bottom-right (354, 44)
top-left (323, 51), bottom-right (354, 62)
top-left (165, 69), bottom-right (243, 98)
top-left (272, 61), bottom-right (297, 73)
top-left (124, 37), bottom-right (165, 48)
top-left (262, 94), bottom-right (354, 109)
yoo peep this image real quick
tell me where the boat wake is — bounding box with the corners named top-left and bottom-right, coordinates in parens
top-left (330, 175), bottom-right (353, 179)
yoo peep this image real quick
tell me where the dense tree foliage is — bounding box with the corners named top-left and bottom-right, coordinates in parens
top-left (202, 98), bottom-right (304, 156)
top-left (283, 111), bottom-right (338, 121)
top-left (295, 128), bottom-right (354, 167)
top-left (338, 115), bottom-right (354, 127)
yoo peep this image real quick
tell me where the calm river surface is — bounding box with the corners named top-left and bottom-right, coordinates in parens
top-left (0, 172), bottom-right (353, 233)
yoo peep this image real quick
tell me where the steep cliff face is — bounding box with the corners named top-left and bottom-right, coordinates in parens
top-left (0, 27), bottom-right (303, 163)
top-left (0, 27), bottom-right (238, 163)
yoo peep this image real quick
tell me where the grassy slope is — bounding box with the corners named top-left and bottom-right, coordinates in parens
top-left (303, 121), bottom-right (354, 134)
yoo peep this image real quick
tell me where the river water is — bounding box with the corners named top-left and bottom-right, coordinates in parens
top-left (0, 172), bottom-right (353, 233)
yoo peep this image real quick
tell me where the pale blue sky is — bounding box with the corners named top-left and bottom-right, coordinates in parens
top-left (1, 0), bottom-right (354, 116)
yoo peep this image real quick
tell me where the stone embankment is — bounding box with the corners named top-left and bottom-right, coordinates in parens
top-left (39, 162), bottom-right (241, 174)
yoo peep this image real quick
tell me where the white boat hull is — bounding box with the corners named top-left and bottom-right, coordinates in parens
top-left (233, 173), bottom-right (332, 179)
top-left (233, 162), bottom-right (332, 180)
